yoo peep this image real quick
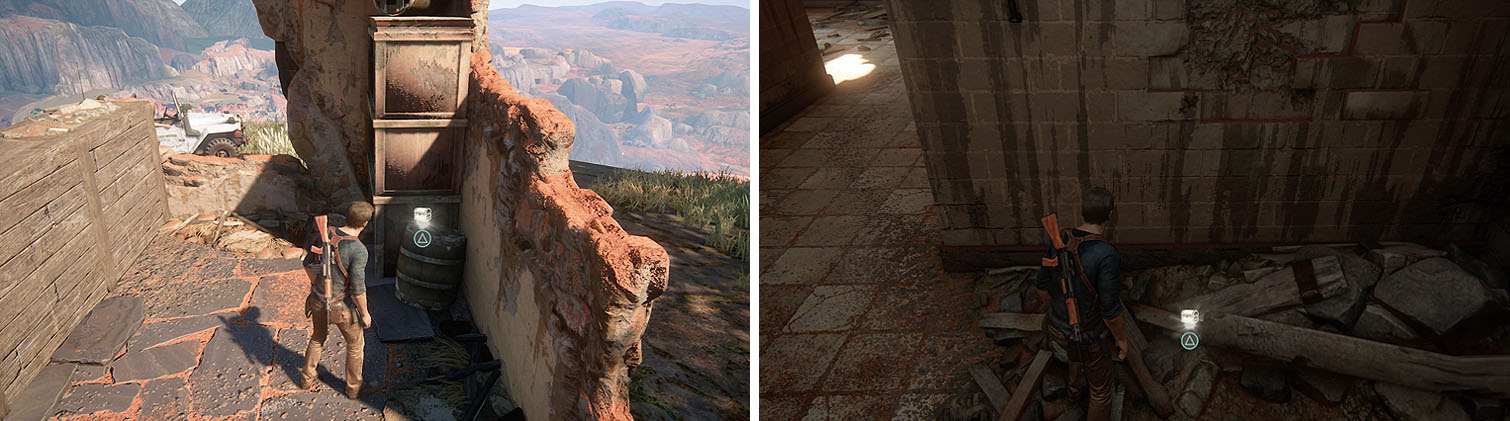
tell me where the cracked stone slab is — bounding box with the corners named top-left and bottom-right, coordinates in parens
top-left (138, 377), bottom-right (192, 420)
top-left (52, 296), bottom-right (144, 364)
top-left (10, 363), bottom-right (74, 421)
top-left (54, 382), bottom-right (141, 416)
top-left (784, 285), bottom-right (877, 332)
top-left (269, 327), bottom-right (311, 391)
top-left (368, 284), bottom-right (433, 343)
top-left (241, 271), bottom-right (311, 328)
top-left (128, 314), bottom-right (227, 353)
top-left (139, 277), bottom-right (253, 320)
top-left (72, 364), bottom-right (107, 383)
top-left (257, 390), bottom-right (384, 420)
top-left (1375, 257), bottom-right (1493, 335)
top-left (238, 257), bottom-right (304, 277)
top-left (113, 340), bottom-right (200, 383)
top-left (188, 324), bottom-right (275, 416)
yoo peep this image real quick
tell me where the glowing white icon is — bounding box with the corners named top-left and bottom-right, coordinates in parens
top-left (414, 207), bottom-right (432, 229)
top-left (1181, 309), bottom-right (1200, 330)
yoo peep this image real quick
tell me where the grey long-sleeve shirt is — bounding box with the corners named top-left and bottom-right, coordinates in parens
top-left (303, 227), bottom-right (368, 300)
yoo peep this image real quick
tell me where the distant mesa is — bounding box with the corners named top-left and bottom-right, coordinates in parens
top-left (0, 0), bottom-right (208, 51)
top-left (0, 15), bottom-right (173, 95)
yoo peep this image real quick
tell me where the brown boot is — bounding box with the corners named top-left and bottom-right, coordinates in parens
top-left (346, 380), bottom-right (382, 399)
top-left (299, 372), bottom-right (318, 391)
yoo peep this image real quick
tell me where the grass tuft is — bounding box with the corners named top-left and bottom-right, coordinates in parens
top-left (239, 121), bottom-right (302, 164)
top-left (588, 168), bottom-right (749, 259)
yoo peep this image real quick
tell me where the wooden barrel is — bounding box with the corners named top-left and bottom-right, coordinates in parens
top-left (373, 0), bottom-right (437, 16)
top-left (395, 221), bottom-right (466, 310)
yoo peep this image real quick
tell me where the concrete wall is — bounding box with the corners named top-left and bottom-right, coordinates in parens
top-left (883, 0), bottom-right (1510, 269)
top-left (0, 101), bottom-right (166, 405)
top-left (761, 0), bottom-right (833, 133)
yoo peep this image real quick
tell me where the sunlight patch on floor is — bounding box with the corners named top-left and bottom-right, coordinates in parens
top-left (825, 53), bottom-right (875, 84)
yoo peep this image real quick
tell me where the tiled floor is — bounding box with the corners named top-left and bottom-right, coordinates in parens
top-left (759, 36), bottom-right (1003, 419)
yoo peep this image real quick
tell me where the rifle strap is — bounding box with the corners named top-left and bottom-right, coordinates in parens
top-left (323, 233), bottom-right (361, 303)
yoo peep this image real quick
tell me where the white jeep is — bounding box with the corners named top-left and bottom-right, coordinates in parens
top-left (155, 95), bottom-right (246, 157)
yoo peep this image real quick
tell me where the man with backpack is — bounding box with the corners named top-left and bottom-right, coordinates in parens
top-left (1035, 187), bottom-right (1130, 421)
top-left (300, 201), bottom-right (379, 399)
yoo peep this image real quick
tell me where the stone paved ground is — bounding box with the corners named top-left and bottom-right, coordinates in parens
top-left (617, 210), bottom-right (751, 420)
top-left (758, 28), bottom-right (1005, 419)
top-left (31, 235), bottom-right (435, 421)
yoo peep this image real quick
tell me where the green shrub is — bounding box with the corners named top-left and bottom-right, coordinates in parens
top-left (589, 168), bottom-right (749, 259)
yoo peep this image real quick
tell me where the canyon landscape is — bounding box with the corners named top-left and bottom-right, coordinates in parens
top-left (0, 0), bottom-right (748, 176)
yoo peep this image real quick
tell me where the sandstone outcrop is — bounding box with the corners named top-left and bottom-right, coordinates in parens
top-left (0, 15), bottom-right (174, 95)
top-left (250, 0), bottom-right (373, 206)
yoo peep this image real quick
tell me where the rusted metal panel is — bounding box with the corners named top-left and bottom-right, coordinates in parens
top-left (373, 118), bottom-right (466, 196)
top-left (371, 17), bottom-right (474, 119)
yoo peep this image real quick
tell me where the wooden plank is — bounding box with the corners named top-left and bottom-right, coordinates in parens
top-left (1131, 304), bottom-right (1510, 399)
top-left (107, 186), bottom-right (157, 240)
top-left (97, 151), bottom-right (152, 210)
top-left (78, 102), bottom-right (148, 151)
top-left (968, 364), bottom-right (1011, 412)
top-left (1171, 255), bottom-right (1345, 317)
top-left (110, 196), bottom-right (161, 274)
top-left (72, 128), bottom-right (116, 289)
top-left (88, 118), bottom-right (149, 166)
top-left (91, 139), bottom-right (148, 194)
top-left (0, 161), bottom-right (80, 234)
top-left (372, 194), bottom-right (463, 205)
top-left (0, 219), bottom-right (90, 336)
top-left (1118, 306), bottom-right (1175, 417)
top-left (1000, 350), bottom-right (1051, 421)
top-left (0, 283), bottom-right (56, 384)
top-left (0, 210), bottom-right (90, 300)
top-left (0, 183), bottom-right (85, 265)
top-left (0, 241), bottom-right (94, 357)
top-left (101, 164), bottom-right (154, 221)
top-left (0, 139), bottom-right (74, 199)
top-left (980, 313), bottom-right (1044, 331)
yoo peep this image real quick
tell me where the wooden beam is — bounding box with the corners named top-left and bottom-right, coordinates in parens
top-left (1000, 350), bottom-right (1050, 421)
top-left (1171, 255), bottom-right (1344, 317)
top-left (968, 364), bottom-right (1011, 413)
top-left (1130, 304), bottom-right (1510, 399)
top-left (1117, 306), bottom-right (1175, 417)
top-left (980, 312), bottom-right (1044, 331)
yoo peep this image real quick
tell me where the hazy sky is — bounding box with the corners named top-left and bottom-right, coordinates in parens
top-left (491, 1), bottom-right (750, 10)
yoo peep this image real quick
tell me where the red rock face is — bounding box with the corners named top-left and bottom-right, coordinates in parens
top-left (463, 48), bottom-right (669, 420)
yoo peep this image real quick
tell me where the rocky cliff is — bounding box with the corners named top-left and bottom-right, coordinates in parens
top-left (0, 15), bottom-right (173, 95)
top-left (0, 0), bottom-right (208, 51)
top-left (190, 39), bottom-right (274, 79)
top-left (180, 0), bottom-right (267, 41)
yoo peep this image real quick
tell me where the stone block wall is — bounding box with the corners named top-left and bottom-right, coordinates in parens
top-left (883, 0), bottom-right (1510, 268)
top-left (761, 0), bottom-right (834, 133)
top-left (0, 101), bottom-right (167, 405)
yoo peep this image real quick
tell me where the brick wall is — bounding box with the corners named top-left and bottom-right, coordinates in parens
top-left (761, 0), bottom-right (834, 133)
top-left (0, 101), bottom-right (166, 404)
top-left (883, 0), bottom-right (1510, 269)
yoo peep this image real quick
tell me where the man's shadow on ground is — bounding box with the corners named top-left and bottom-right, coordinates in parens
top-left (218, 307), bottom-right (387, 411)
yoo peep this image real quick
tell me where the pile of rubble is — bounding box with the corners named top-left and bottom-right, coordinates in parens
top-left (159, 151), bottom-right (316, 219)
top-left (159, 210), bottom-right (328, 259)
top-left (955, 242), bottom-right (1510, 421)
top-left (0, 99), bottom-right (123, 138)
top-left (810, 4), bottom-right (892, 58)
